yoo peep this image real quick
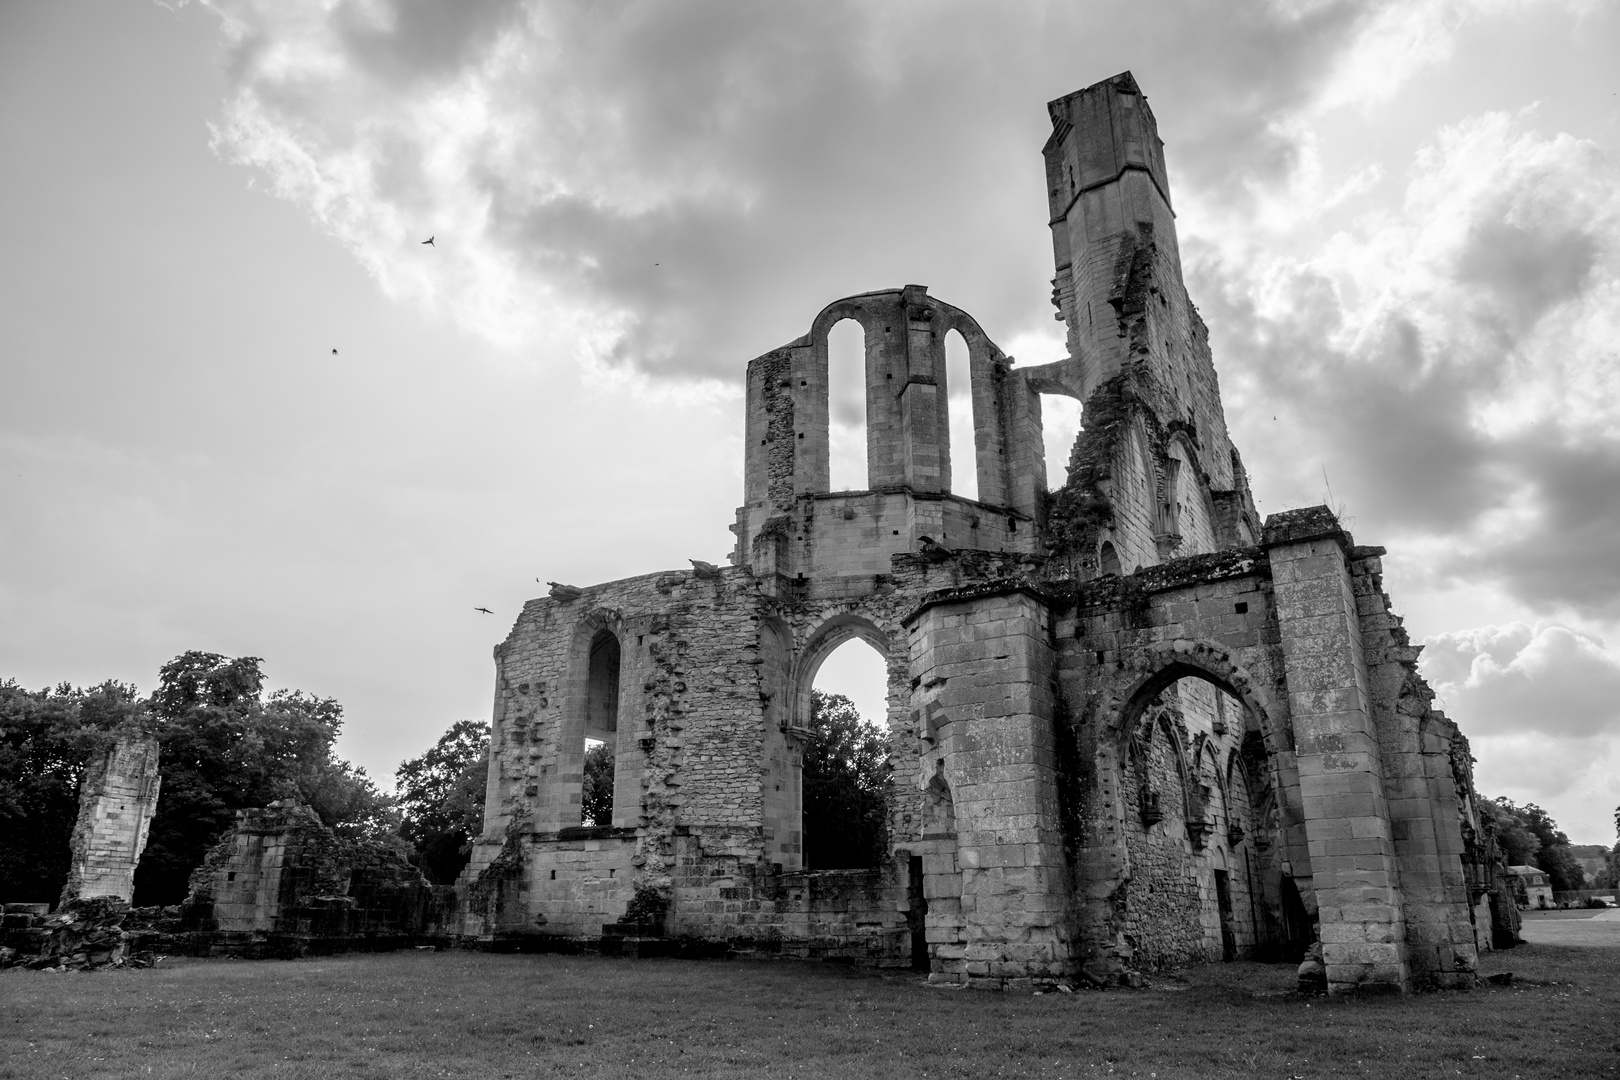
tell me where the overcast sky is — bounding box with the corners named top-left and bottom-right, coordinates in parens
top-left (2, 0), bottom-right (1617, 844)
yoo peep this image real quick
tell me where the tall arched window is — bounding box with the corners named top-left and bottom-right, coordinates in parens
top-left (804, 635), bottom-right (889, 869)
top-left (1098, 540), bottom-right (1121, 577)
top-left (1041, 395), bottom-right (1084, 491)
top-left (582, 630), bottom-right (620, 827)
top-left (827, 319), bottom-right (867, 492)
top-left (944, 330), bottom-right (977, 501)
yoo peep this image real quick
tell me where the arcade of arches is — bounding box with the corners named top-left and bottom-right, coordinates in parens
top-left (457, 73), bottom-right (1503, 995)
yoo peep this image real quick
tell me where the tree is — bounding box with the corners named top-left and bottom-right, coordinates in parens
top-left (802, 690), bottom-right (891, 869)
top-left (395, 720), bottom-right (489, 883)
top-left (1481, 799), bottom-right (1540, 867)
top-left (0, 680), bottom-right (143, 902)
top-left (1488, 797), bottom-right (1586, 893)
top-left (132, 651), bottom-right (393, 904)
top-left (582, 743), bottom-right (615, 828)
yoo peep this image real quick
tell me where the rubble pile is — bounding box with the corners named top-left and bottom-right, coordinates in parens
top-left (0, 897), bottom-right (161, 971)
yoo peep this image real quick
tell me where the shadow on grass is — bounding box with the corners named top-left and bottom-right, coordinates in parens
top-left (1, 945), bottom-right (1616, 1079)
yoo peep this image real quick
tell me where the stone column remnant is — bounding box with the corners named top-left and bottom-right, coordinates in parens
top-left (60, 731), bottom-right (161, 904)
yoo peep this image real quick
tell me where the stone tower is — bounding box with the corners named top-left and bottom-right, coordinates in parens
top-left (1038, 71), bottom-right (1257, 574)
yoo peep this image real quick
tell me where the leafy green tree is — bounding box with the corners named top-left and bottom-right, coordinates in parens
top-left (582, 743), bottom-right (615, 828)
top-left (132, 651), bottom-right (392, 904)
top-left (1489, 797), bottom-right (1586, 893)
top-left (1481, 798), bottom-right (1540, 867)
top-left (802, 690), bottom-right (891, 869)
top-left (0, 681), bottom-right (144, 902)
top-left (395, 720), bottom-right (489, 883)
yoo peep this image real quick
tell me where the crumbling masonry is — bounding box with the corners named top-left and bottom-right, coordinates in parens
top-left (59, 731), bottom-right (160, 906)
top-left (457, 72), bottom-right (1498, 993)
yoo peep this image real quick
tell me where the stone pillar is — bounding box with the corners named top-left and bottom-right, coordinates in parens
top-left (1001, 378), bottom-right (1046, 534)
top-left (1267, 521), bottom-right (1410, 993)
top-left (60, 731), bottom-right (161, 905)
top-left (907, 589), bottom-right (1068, 988)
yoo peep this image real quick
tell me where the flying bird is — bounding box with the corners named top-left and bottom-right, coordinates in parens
top-left (474, 606), bottom-right (493, 614)
top-left (422, 236), bottom-right (435, 246)
top-left (332, 349), bottom-right (338, 355)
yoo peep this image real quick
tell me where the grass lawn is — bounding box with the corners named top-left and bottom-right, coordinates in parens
top-left (2, 944), bottom-right (1617, 1079)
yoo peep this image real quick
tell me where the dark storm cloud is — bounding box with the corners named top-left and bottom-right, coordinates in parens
top-left (1472, 438), bottom-right (1620, 609)
top-left (1455, 216), bottom-right (1600, 335)
top-left (337, 0), bottom-right (522, 83)
top-left (198, 0), bottom-right (1404, 381)
top-left (199, 1), bottom-right (1620, 615)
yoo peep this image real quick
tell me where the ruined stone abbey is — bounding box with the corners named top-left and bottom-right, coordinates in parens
top-left (454, 72), bottom-right (1498, 994)
top-left (23, 72), bottom-right (1505, 990)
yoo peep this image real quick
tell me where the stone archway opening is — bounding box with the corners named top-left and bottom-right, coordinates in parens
top-left (1110, 667), bottom-right (1285, 968)
top-left (801, 632), bottom-right (891, 870)
top-left (581, 629), bottom-right (620, 828)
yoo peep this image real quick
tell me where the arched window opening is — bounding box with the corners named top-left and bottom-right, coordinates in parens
top-left (805, 637), bottom-right (890, 869)
top-left (1162, 439), bottom-right (1217, 555)
top-left (1126, 672), bottom-right (1268, 962)
top-left (827, 319), bottom-right (867, 492)
top-left (1041, 394), bottom-right (1084, 491)
top-left (944, 330), bottom-right (978, 501)
top-left (1098, 540), bottom-right (1121, 577)
top-left (581, 630), bottom-right (620, 827)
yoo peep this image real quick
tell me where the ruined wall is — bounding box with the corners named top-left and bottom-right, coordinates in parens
top-left (734, 286), bottom-right (1044, 576)
top-left (60, 731), bottom-right (161, 904)
top-left (1111, 685), bottom-right (1264, 971)
top-left (181, 801), bottom-right (449, 955)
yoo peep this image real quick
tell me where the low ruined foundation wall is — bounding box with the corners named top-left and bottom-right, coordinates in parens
top-left (457, 825), bottom-right (909, 964)
top-left (519, 832), bottom-right (639, 938)
top-left (176, 802), bottom-right (455, 957)
top-left (672, 865), bottom-right (908, 964)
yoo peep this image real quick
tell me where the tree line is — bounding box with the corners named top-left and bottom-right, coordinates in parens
top-left (1, 652), bottom-right (892, 904)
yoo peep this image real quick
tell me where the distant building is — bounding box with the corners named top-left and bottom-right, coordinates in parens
top-left (1508, 866), bottom-right (1554, 910)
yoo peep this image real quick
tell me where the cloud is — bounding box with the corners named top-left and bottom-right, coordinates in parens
top-left (187, 0), bottom-right (1489, 387)
top-left (1193, 108), bottom-right (1620, 616)
top-left (1422, 621), bottom-right (1620, 838)
top-left (1423, 622), bottom-right (1620, 739)
top-left (183, 0), bottom-right (1620, 615)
